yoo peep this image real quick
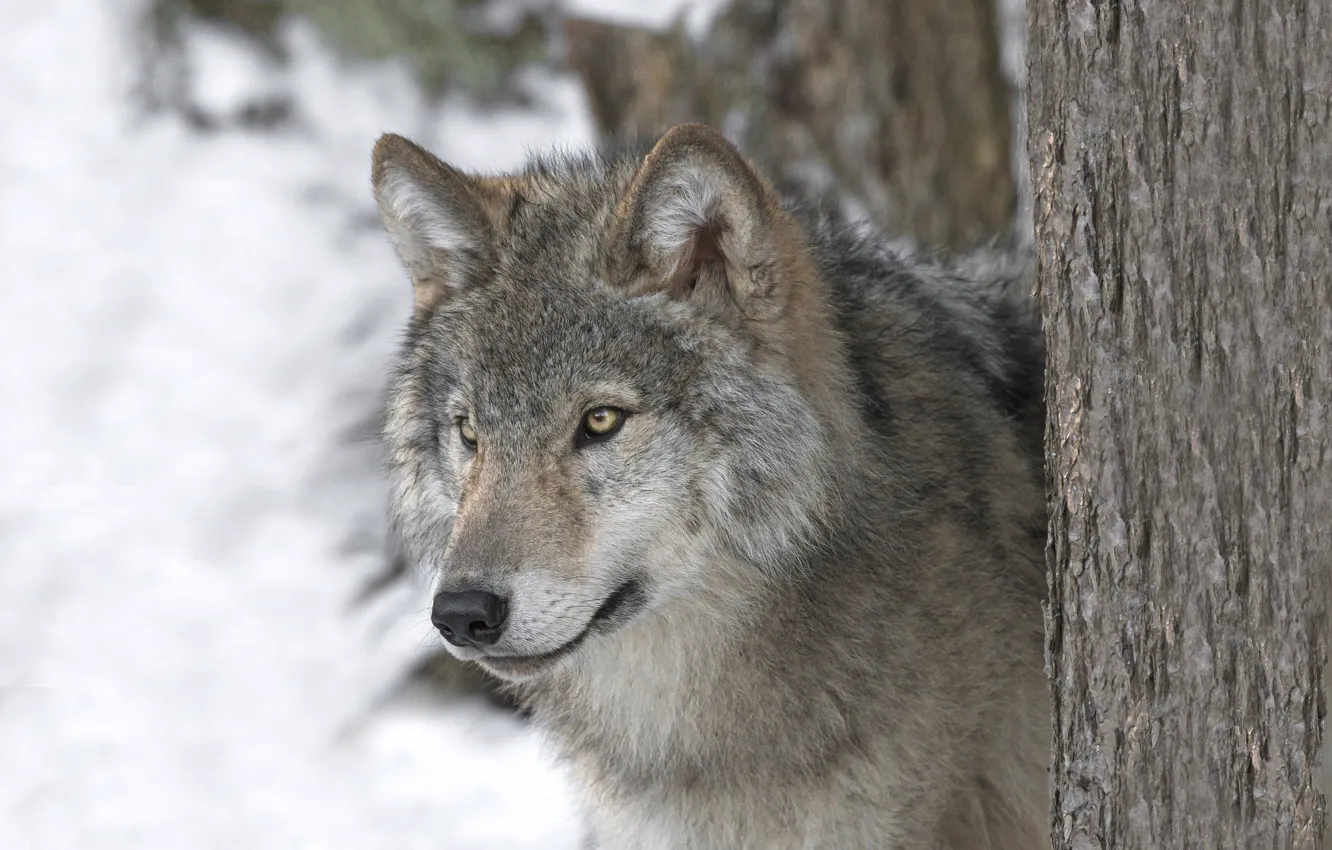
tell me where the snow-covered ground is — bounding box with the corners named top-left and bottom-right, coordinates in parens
top-left (0, 3), bottom-right (611, 848)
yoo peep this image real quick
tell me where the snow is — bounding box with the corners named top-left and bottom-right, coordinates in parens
top-left (0, 4), bottom-right (596, 848)
top-left (563, 0), bottom-right (726, 37)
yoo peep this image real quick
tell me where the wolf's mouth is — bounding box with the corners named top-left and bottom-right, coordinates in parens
top-left (478, 578), bottom-right (646, 678)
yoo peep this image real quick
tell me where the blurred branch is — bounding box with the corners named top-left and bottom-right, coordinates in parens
top-left (137, 0), bottom-right (556, 123)
top-left (284, 0), bottom-right (549, 100)
top-left (563, 16), bottom-right (700, 141)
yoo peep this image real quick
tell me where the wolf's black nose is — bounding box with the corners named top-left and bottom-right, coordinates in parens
top-left (432, 590), bottom-right (508, 647)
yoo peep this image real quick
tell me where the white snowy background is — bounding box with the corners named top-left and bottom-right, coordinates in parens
top-left (0, 1), bottom-right (724, 847)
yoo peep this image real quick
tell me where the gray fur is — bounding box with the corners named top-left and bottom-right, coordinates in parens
top-left (373, 125), bottom-right (1049, 849)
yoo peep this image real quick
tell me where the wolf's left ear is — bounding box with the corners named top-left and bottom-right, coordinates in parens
top-left (610, 124), bottom-right (783, 315)
top-left (372, 133), bottom-right (507, 312)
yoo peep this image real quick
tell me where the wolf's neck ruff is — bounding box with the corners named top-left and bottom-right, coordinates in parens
top-left (525, 521), bottom-right (890, 761)
top-left (373, 123), bottom-right (1048, 849)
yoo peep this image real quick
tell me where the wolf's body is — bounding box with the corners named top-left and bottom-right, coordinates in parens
top-left (372, 124), bottom-right (1049, 849)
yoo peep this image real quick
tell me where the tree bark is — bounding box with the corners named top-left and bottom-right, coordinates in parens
top-left (565, 0), bottom-right (1016, 250)
top-left (1029, 0), bottom-right (1331, 847)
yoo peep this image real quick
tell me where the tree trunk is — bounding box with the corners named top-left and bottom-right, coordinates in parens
top-left (565, 0), bottom-right (1016, 250)
top-left (1029, 0), bottom-right (1331, 847)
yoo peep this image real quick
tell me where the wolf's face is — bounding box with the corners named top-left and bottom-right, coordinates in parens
top-left (374, 126), bottom-right (846, 680)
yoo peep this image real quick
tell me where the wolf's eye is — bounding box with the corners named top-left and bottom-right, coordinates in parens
top-left (458, 417), bottom-right (478, 449)
top-left (577, 407), bottom-right (625, 448)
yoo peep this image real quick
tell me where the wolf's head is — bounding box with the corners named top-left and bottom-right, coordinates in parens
top-left (374, 124), bottom-right (854, 681)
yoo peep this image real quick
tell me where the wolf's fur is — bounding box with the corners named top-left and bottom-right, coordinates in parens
top-left (372, 124), bottom-right (1049, 849)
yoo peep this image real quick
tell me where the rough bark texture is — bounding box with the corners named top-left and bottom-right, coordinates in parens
top-left (1029, 0), bottom-right (1331, 847)
top-left (565, 0), bottom-right (1016, 249)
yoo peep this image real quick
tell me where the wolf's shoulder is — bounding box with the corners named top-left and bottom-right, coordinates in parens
top-left (797, 202), bottom-right (1043, 429)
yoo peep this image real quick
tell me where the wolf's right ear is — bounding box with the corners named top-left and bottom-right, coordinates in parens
top-left (609, 124), bottom-right (784, 318)
top-left (371, 134), bottom-right (504, 312)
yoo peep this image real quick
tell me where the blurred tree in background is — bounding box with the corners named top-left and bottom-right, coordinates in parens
top-left (565, 0), bottom-right (1017, 249)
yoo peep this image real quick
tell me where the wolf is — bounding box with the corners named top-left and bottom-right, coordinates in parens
top-left (371, 123), bottom-right (1050, 849)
